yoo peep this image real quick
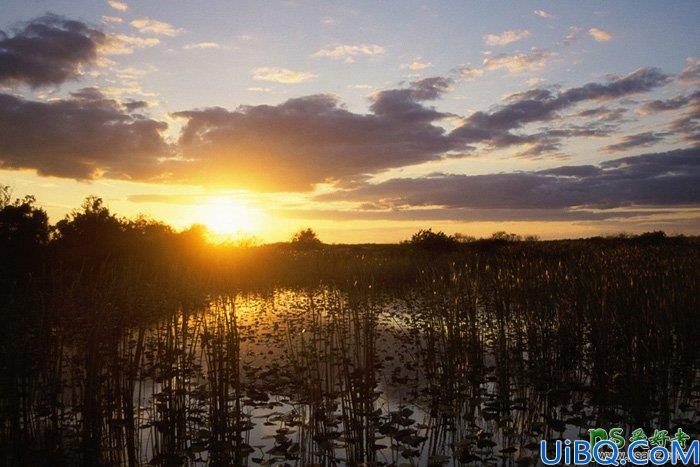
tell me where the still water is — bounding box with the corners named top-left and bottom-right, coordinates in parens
top-left (5, 287), bottom-right (698, 465)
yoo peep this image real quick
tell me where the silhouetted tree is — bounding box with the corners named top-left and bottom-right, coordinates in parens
top-left (454, 232), bottom-right (477, 243)
top-left (55, 196), bottom-right (123, 241)
top-left (490, 231), bottom-right (522, 243)
top-left (0, 188), bottom-right (49, 248)
top-left (291, 228), bottom-right (322, 249)
top-left (0, 187), bottom-right (51, 452)
top-left (53, 196), bottom-right (126, 266)
top-left (0, 186), bottom-right (49, 278)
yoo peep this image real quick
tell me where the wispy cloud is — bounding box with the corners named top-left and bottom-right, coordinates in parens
top-left (101, 34), bottom-right (160, 55)
top-left (114, 65), bottom-right (156, 80)
top-left (534, 9), bottom-right (554, 19)
top-left (679, 57), bottom-right (700, 84)
top-left (251, 67), bottom-right (316, 83)
top-left (483, 50), bottom-right (555, 73)
top-left (457, 66), bottom-right (484, 79)
top-left (108, 0), bottom-right (128, 12)
top-left (401, 59), bottom-right (432, 70)
top-left (183, 42), bottom-right (221, 50)
top-left (526, 76), bottom-right (545, 86)
top-left (457, 50), bottom-right (553, 79)
top-left (484, 30), bottom-right (531, 46)
top-left (588, 27), bottom-right (613, 42)
top-left (563, 27), bottom-right (582, 46)
top-left (98, 82), bottom-right (156, 97)
top-left (313, 44), bottom-right (385, 63)
top-left (130, 18), bottom-right (183, 36)
top-left (101, 15), bottom-right (123, 24)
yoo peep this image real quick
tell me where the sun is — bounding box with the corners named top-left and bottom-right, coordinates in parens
top-left (195, 197), bottom-right (264, 238)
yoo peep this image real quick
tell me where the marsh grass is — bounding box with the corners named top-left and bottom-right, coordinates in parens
top-left (0, 228), bottom-right (698, 465)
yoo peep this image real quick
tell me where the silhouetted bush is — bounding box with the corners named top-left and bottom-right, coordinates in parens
top-left (407, 229), bottom-right (459, 252)
top-left (634, 230), bottom-right (667, 243)
top-left (453, 232), bottom-right (477, 243)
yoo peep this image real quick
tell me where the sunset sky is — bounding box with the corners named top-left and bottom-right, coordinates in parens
top-left (1, 0), bottom-right (698, 242)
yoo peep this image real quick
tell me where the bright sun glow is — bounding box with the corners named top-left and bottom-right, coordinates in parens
top-left (194, 197), bottom-right (264, 239)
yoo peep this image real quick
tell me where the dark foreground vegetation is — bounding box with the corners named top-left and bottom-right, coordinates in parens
top-left (0, 190), bottom-right (698, 466)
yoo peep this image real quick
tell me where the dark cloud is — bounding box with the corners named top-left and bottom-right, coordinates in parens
top-left (511, 123), bottom-right (621, 159)
top-left (668, 93), bottom-right (700, 146)
top-left (575, 106), bottom-right (628, 122)
top-left (317, 148), bottom-right (699, 212)
top-left (164, 69), bottom-right (668, 190)
top-left (69, 87), bottom-right (150, 113)
top-left (633, 91), bottom-right (699, 146)
top-left (545, 124), bottom-right (618, 139)
top-left (513, 140), bottom-right (564, 159)
top-left (0, 15), bottom-right (108, 88)
top-left (170, 78), bottom-right (462, 191)
top-left (70, 86), bottom-right (106, 101)
top-left (0, 92), bottom-right (170, 179)
top-left (450, 68), bottom-right (670, 152)
top-left (638, 91), bottom-right (700, 114)
top-left (672, 113), bottom-right (700, 146)
top-left (537, 165), bottom-right (602, 177)
top-left (123, 99), bottom-right (149, 112)
top-left (0, 56), bottom-right (685, 193)
top-left (369, 76), bottom-right (454, 122)
top-left (602, 131), bottom-right (667, 152)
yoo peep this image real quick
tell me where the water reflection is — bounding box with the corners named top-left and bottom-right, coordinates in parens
top-left (1, 284), bottom-right (697, 465)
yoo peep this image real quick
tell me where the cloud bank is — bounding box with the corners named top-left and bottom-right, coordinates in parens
top-left (170, 77), bottom-right (460, 191)
top-left (317, 148), bottom-right (699, 215)
top-left (0, 62), bottom-right (689, 194)
top-left (0, 89), bottom-right (170, 179)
